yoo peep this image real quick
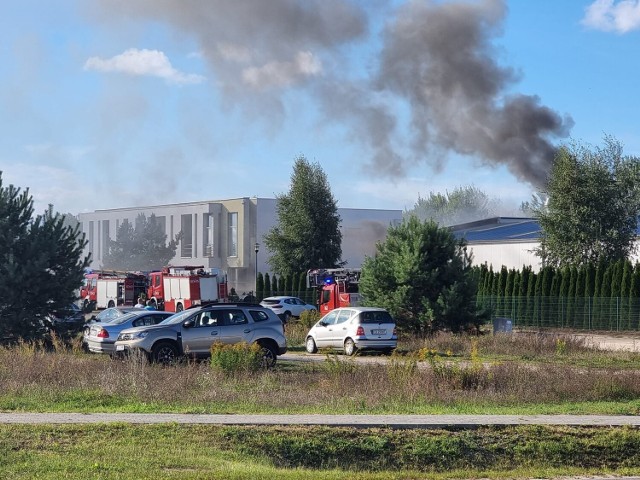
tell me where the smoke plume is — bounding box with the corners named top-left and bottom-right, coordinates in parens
top-left (90, 0), bottom-right (572, 188)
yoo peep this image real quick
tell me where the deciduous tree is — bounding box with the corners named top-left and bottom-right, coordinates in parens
top-left (406, 185), bottom-right (498, 226)
top-left (534, 136), bottom-right (640, 267)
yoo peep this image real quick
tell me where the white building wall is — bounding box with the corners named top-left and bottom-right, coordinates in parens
top-left (466, 241), bottom-right (542, 272)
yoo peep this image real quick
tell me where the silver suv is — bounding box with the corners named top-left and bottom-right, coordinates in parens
top-left (114, 303), bottom-right (287, 366)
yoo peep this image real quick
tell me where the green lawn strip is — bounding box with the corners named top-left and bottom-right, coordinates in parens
top-left (1, 388), bottom-right (639, 415)
top-left (1, 424), bottom-right (640, 479)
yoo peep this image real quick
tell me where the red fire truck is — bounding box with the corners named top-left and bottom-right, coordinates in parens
top-left (146, 265), bottom-right (228, 312)
top-left (80, 270), bottom-right (147, 312)
top-left (307, 268), bottom-right (361, 315)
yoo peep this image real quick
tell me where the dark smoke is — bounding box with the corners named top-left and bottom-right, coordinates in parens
top-left (375, 0), bottom-right (573, 186)
top-left (89, 0), bottom-right (572, 188)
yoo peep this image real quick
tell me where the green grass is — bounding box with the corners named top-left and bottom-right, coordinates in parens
top-left (1, 424), bottom-right (640, 479)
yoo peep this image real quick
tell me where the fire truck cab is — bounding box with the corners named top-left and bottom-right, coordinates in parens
top-left (147, 265), bottom-right (228, 312)
top-left (307, 268), bottom-right (361, 315)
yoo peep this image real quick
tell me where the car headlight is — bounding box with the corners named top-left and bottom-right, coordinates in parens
top-left (117, 331), bottom-right (149, 341)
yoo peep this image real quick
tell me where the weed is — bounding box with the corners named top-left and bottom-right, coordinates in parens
top-left (209, 341), bottom-right (262, 375)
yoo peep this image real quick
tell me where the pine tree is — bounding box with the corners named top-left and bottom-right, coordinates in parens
top-left (102, 213), bottom-right (179, 271)
top-left (360, 217), bottom-right (485, 333)
top-left (256, 273), bottom-right (264, 302)
top-left (264, 156), bottom-right (342, 275)
top-left (297, 271), bottom-right (307, 299)
top-left (0, 174), bottom-right (90, 340)
top-left (263, 273), bottom-right (272, 299)
top-left (285, 274), bottom-right (294, 297)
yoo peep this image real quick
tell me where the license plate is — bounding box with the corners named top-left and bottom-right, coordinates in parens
top-left (115, 345), bottom-right (124, 351)
top-left (371, 329), bottom-right (386, 335)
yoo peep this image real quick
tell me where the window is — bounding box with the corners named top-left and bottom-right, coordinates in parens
top-left (197, 311), bottom-right (218, 327)
top-left (227, 212), bottom-right (238, 257)
top-left (204, 213), bottom-right (215, 257)
top-left (322, 311), bottom-right (339, 325)
top-left (88, 221), bottom-right (94, 254)
top-left (250, 310), bottom-right (269, 322)
top-left (181, 214), bottom-right (193, 257)
top-left (102, 220), bottom-right (110, 257)
top-left (336, 310), bottom-right (353, 324)
top-left (359, 310), bottom-right (394, 324)
top-left (225, 309), bottom-right (247, 325)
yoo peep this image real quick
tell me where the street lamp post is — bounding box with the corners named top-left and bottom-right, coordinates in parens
top-left (254, 242), bottom-right (260, 297)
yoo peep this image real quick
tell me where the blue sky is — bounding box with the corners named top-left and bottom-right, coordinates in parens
top-left (1, 0), bottom-right (639, 216)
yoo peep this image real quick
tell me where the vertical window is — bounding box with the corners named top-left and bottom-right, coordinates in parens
top-left (204, 214), bottom-right (215, 257)
top-left (102, 220), bottom-right (110, 256)
top-left (181, 214), bottom-right (193, 257)
top-left (88, 221), bottom-right (94, 255)
top-left (156, 216), bottom-right (167, 244)
top-left (228, 212), bottom-right (238, 257)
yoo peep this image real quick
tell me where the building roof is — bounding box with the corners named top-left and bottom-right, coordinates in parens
top-left (451, 217), bottom-right (541, 243)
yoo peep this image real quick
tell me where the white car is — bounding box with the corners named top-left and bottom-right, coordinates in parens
top-left (305, 307), bottom-right (397, 356)
top-left (260, 296), bottom-right (316, 322)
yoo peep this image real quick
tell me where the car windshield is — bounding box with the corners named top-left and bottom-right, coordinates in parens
top-left (159, 309), bottom-right (194, 325)
top-left (109, 313), bottom-right (138, 325)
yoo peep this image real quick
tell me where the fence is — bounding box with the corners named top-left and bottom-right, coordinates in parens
top-left (477, 295), bottom-right (640, 331)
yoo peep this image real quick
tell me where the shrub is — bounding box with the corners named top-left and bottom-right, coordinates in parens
top-left (209, 342), bottom-right (262, 375)
top-left (299, 309), bottom-right (321, 328)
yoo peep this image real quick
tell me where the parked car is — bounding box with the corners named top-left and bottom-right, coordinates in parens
top-left (114, 303), bottom-right (287, 366)
top-left (88, 306), bottom-right (138, 324)
top-left (305, 307), bottom-right (397, 356)
top-left (45, 303), bottom-right (86, 338)
top-left (84, 310), bottom-right (173, 355)
top-left (260, 296), bottom-right (316, 322)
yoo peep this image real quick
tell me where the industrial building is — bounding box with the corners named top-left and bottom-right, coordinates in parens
top-left (78, 197), bottom-right (402, 294)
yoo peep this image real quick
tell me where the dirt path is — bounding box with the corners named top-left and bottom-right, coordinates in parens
top-left (1, 413), bottom-right (639, 428)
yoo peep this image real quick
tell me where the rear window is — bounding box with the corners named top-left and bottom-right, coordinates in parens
top-left (358, 310), bottom-right (393, 324)
top-left (262, 299), bottom-right (281, 305)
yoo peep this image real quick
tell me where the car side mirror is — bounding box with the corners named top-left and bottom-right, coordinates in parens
top-left (183, 319), bottom-right (195, 328)
top-left (319, 321), bottom-right (326, 327)
top-left (90, 315), bottom-right (96, 321)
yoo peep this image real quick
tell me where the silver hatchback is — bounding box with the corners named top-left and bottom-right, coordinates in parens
top-left (305, 307), bottom-right (397, 356)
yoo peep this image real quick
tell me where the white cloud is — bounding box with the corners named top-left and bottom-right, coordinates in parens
top-left (84, 48), bottom-right (205, 85)
top-left (582, 0), bottom-right (640, 33)
top-left (242, 51), bottom-right (322, 89)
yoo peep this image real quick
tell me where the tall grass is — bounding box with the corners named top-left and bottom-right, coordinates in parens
top-left (1, 332), bottom-right (640, 414)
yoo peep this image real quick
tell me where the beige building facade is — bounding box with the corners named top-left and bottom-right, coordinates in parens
top-left (78, 197), bottom-right (402, 295)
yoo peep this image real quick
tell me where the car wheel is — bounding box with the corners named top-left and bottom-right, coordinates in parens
top-left (305, 336), bottom-right (318, 354)
top-left (257, 342), bottom-right (277, 368)
top-left (108, 300), bottom-right (115, 308)
top-left (151, 342), bottom-right (178, 365)
top-left (148, 298), bottom-right (157, 309)
top-left (176, 303), bottom-right (184, 312)
top-left (344, 338), bottom-right (357, 356)
top-left (283, 311), bottom-right (292, 323)
top-left (83, 299), bottom-right (91, 313)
